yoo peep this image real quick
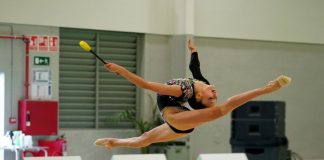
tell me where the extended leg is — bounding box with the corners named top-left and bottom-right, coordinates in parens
top-left (164, 75), bottom-right (292, 130)
top-left (94, 123), bottom-right (188, 149)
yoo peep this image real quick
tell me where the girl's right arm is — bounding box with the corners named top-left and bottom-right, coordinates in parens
top-left (188, 40), bottom-right (210, 84)
top-left (105, 63), bottom-right (182, 97)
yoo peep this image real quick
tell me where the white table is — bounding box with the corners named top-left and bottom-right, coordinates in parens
top-left (111, 154), bottom-right (167, 160)
top-left (24, 156), bottom-right (82, 160)
top-left (0, 146), bottom-right (48, 160)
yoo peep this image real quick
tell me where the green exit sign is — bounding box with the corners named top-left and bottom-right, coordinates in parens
top-left (34, 56), bottom-right (50, 65)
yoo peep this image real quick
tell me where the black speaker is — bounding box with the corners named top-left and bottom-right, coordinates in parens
top-left (232, 144), bottom-right (288, 160)
top-left (231, 119), bottom-right (285, 143)
top-left (232, 101), bottom-right (285, 120)
top-left (230, 101), bottom-right (289, 159)
top-left (231, 136), bottom-right (288, 147)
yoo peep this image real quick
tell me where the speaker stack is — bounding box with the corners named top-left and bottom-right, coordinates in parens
top-left (230, 101), bottom-right (289, 160)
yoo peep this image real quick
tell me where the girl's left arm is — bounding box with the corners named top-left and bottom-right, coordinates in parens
top-left (105, 63), bottom-right (182, 97)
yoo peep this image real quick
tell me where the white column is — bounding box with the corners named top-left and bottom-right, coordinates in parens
top-left (184, 0), bottom-right (194, 35)
top-left (173, 0), bottom-right (195, 35)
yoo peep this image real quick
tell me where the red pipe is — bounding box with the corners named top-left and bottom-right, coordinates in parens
top-left (22, 36), bottom-right (30, 99)
top-left (0, 35), bottom-right (24, 40)
top-left (0, 35), bottom-right (30, 99)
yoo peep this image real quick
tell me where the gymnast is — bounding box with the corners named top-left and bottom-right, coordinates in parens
top-left (94, 39), bottom-right (291, 149)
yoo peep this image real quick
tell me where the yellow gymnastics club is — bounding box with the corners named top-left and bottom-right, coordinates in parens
top-left (79, 40), bottom-right (107, 64)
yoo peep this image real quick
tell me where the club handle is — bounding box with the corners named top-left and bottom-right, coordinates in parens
top-left (90, 51), bottom-right (107, 64)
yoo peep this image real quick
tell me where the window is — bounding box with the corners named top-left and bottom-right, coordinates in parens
top-left (59, 28), bottom-right (141, 128)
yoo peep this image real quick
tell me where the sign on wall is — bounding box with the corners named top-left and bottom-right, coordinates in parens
top-left (31, 68), bottom-right (52, 100)
top-left (34, 56), bottom-right (50, 66)
top-left (28, 35), bottom-right (59, 53)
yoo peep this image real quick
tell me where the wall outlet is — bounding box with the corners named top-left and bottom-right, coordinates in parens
top-left (9, 117), bottom-right (17, 124)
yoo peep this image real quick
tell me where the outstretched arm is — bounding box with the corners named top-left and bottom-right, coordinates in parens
top-left (187, 40), bottom-right (210, 84)
top-left (105, 63), bottom-right (182, 97)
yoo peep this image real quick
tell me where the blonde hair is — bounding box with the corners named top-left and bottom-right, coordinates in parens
top-left (193, 80), bottom-right (208, 101)
top-left (193, 80), bottom-right (207, 91)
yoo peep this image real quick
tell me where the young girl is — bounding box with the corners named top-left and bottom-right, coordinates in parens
top-left (94, 40), bottom-right (291, 149)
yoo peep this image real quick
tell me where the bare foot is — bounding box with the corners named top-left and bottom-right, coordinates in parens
top-left (265, 75), bottom-right (292, 92)
top-left (94, 138), bottom-right (117, 149)
top-left (275, 75), bottom-right (292, 87)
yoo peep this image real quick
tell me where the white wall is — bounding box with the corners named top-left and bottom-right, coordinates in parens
top-left (195, 0), bottom-right (324, 44)
top-left (1, 1), bottom-right (324, 160)
top-left (1, 0), bottom-right (324, 44)
top-left (141, 35), bottom-right (324, 160)
top-left (2, 24), bottom-right (324, 160)
top-left (190, 37), bottom-right (324, 160)
top-left (0, 25), bottom-right (178, 160)
top-left (0, 0), bottom-right (177, 35)
top-left (0, 24), bottom-right (141, 160)
top-left (0, 24), bottom-right (60, 159)
top-left (141, 35), bottom-right (172, 121)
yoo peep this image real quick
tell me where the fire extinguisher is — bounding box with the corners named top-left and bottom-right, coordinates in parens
top-left (26, 110), bottom-right (31, 126)
top-left (58, 134), bottom-right (67, 156)
top-left (62, 140), bottom-right (67, 156)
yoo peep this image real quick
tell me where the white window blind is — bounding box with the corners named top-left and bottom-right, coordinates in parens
top-left (59, 28), bottom-right (141, 128)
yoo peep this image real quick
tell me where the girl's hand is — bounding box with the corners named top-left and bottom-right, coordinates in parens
top-left (105, 63), bottom-right (123, 74)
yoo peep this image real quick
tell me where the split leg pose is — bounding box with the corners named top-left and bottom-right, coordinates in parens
top-left (94, 40), bottom-right (291, 149)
